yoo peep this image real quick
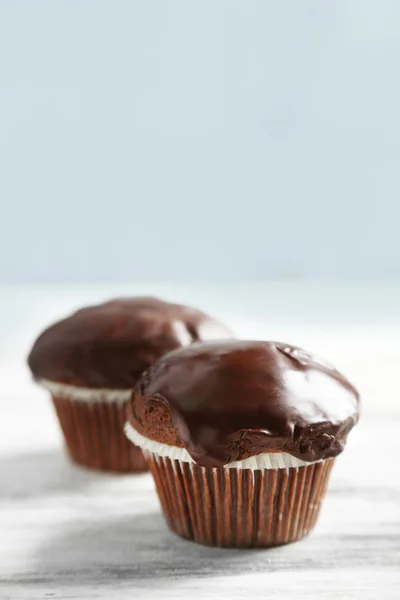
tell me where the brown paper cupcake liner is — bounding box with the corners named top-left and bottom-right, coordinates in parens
top-left (52, 395), bottom-right (147, 473)
top-left (145, 453), bottom-right (334, 547)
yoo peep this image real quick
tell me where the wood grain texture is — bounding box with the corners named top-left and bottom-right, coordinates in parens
top-left (1, 284), bottom-right (400, 599)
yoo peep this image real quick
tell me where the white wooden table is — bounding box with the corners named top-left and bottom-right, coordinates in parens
top-left (1, 283), bottom-right (399, 599)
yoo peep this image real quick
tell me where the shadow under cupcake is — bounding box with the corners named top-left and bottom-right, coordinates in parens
top-left (27, 297), bottom-right (232, 473)
top-left (125, 340), bottom-right (360, 547)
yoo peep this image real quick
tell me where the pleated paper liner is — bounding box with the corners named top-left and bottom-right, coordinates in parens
top-left (52, 396), bottom-right (147, 473)
top-left (145, 452), bottom-right (334, 547)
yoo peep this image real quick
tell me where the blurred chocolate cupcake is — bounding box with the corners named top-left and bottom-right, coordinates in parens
top-left (126, 340), bottom-right (360, 546)
top-left (28, 298), bottom-right (232, 473)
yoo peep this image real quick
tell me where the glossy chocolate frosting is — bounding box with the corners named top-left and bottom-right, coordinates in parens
top-left (28, 297), bottom-right (233, 388)
top-left (129, 340), bottom-right (360, 466)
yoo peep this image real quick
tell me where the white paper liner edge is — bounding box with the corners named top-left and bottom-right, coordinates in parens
top-left (124, 421), bottom-right (321, 470)
top-left (37, 379), bottom-right (131, 403)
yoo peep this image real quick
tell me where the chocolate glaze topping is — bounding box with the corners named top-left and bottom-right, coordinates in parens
top-left (129, 340), bottom-right (360, 466)
top-left (28, 297), bottom-right (233, 389)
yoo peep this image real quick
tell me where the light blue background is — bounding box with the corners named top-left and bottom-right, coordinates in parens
top-left (1, 1), bottom-right (399, 283)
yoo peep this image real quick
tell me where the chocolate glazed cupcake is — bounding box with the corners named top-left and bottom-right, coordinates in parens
top-left (125, 340), bottom-right (360, 546)
top-left (28, 298), bottom-right (233, 473)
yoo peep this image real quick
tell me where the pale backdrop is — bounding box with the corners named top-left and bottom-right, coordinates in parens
top-left (1, 1), bottom-right (399, 283)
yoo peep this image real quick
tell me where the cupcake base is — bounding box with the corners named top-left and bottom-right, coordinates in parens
top-left (146, 453), bottom-right (334, 547)
top-left (52, 396), bottom-right (147, 473)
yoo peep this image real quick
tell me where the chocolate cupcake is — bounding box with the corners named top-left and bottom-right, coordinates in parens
top-left (28, 298), bottom-right (232, 473)
top-left (125, 340), bottom-right (360, 546)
